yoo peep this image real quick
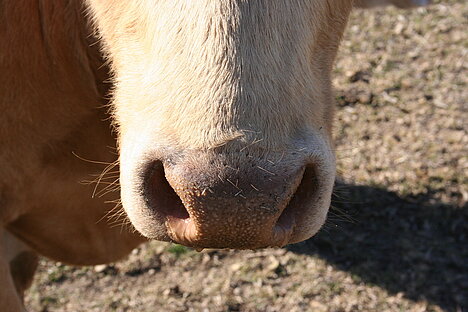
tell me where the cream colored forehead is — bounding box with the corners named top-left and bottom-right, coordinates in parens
top-left (91, 0), bottom-right (351, 80)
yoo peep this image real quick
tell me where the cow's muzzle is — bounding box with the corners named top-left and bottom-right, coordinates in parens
top-left (141, 149), bottom-right (324, 249)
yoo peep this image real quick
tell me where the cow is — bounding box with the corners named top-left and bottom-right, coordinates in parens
top-left (0, 0), bottom-right (428, 310)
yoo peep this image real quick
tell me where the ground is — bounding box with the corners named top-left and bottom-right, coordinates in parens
top-left (25, 1), bottom-right (467, 311)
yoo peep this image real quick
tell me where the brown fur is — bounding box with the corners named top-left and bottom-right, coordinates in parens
top-left (1, 1), bottom-right (145, 310)
top-left (4, 232), bottom-right (39, 301)
top-left (9, 252), bottom-right (38, 301)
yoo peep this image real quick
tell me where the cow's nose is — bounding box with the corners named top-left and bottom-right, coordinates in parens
top-left (144, 151), bottom-right (316, 249)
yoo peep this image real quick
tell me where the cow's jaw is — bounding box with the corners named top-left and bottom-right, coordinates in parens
top-left (87, 0), bottom-right (352, 249)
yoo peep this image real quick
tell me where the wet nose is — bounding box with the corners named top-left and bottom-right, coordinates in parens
top-left (144, 151), bottom-right (311, 249)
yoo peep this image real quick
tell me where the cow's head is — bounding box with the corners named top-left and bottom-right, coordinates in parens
top-left (86, 0), bottom-right (352, 249)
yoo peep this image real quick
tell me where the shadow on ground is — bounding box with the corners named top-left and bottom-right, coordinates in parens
top-left (288, 183), bottom-right (467, 312)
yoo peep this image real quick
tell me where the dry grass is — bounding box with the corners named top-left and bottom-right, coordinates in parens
top-left (26, 1), bottom-right (467, 311)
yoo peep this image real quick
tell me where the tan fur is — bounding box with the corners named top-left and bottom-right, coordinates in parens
top-left (88, 0), bottom-right (350, 149)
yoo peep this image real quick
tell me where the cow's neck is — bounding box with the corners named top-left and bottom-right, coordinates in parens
top-left (1, 0), bottom-right (110, 134)
top-left (0, 0), bottom-right (113, 223)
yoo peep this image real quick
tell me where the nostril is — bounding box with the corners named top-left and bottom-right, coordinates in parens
top-left (275, 166), bottom-right (319, 232)
top-left (144, 161), bottom-right (189, 220)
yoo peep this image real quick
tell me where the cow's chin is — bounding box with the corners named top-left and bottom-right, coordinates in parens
top-left (118, 133), bottom-right (335, 250)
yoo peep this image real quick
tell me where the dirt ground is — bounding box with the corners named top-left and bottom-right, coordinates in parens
top-left (25, 1), bottom-right (467, 311)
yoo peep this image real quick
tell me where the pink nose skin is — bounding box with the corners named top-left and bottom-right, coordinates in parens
top-left (143, 150), bottom-right (319, 249)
